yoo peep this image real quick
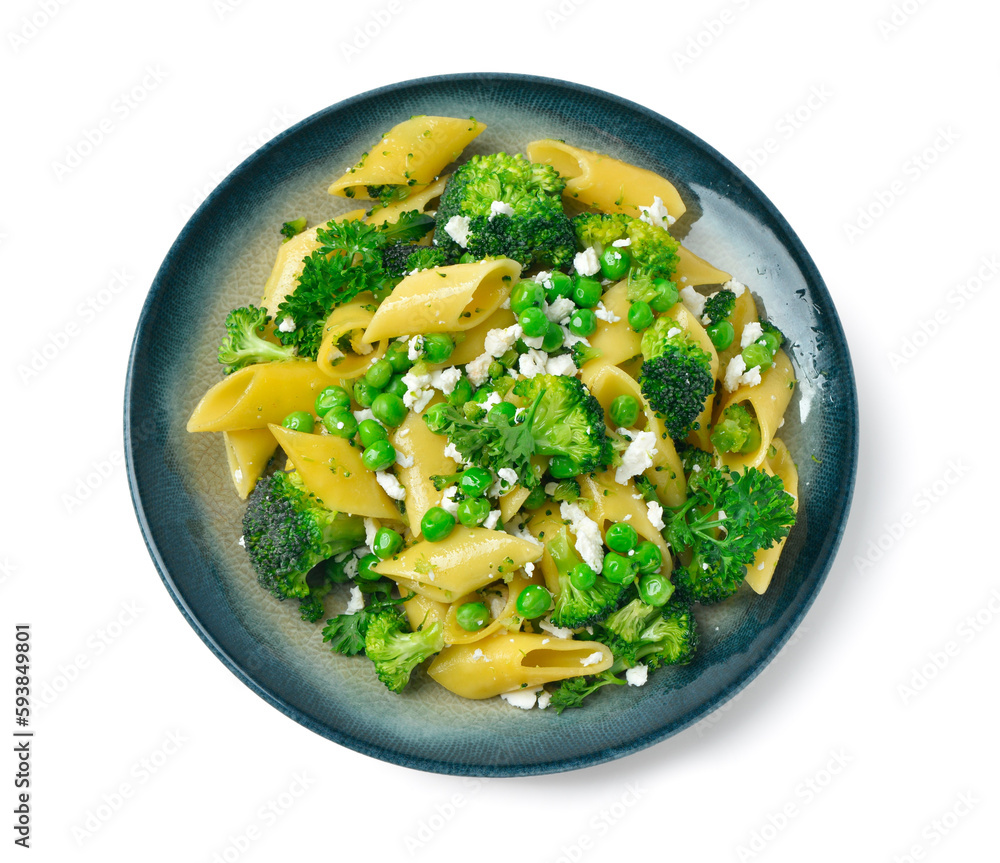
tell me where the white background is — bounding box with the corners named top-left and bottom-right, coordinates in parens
top-left (3, 0), bottom-right (997, 860)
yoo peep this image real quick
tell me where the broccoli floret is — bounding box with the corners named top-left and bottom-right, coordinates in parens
top-left (602, 596), bottom-right (663, 644)
top-left (364, 610), bottom-right (445, 692)
top-left (636, 599), bottom-right (698, 668)
top-left (572, 212), bottom-right (680, 288)
top-left (322, 586), bottom-right (414, 656)
top-left (280, 217), bottom-right (307, 242)
top-left (710, 404), bottom-right (761, 454)
top-left (666, 466), bottom-right (796, 603)
top-left (380, 243), bottom-right (449, 278)
top-left (435, 153), bottom-right (575, 268)
top-left (242, 471), bottom-right (366, 612)
top-left (512, 374), bottom-right (613, 475)
top-left (702, 289), bottom-right (736, 325)
top-left (760, 320), bottom-right (786, 348)
top-left (547, 479), bottom-right (581, 503)
top-left (548, 669), bottom-right (626, 713)
top-left (217, 305), bottom-right (297, 374)
top-left (677, 444), bottom-right (713, 478)
top-left (570, 342), bottom-right (603, 368)
top-left (638, 318), bottom-right (714, 440)
top-left (548, 528), bottom-right (626, 629)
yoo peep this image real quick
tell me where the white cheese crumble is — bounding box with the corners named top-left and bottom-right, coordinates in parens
top-left (535, 270), bottom-right (554, 290)
top-left (545, 354), bottom-right (577, 377)
top-left (444, 215), bottom-right (472, 247)
top-left (560, 501), bottom-right (604, 573)
top-left (395, 451), bottom-right (414, 468)
top-left (537, 690), bottom-right (552, 710)
top-left (401, 370), bottom-right (434, 412)
top-left (574, 246), bottom-right (601, 276)
top-left (489, 199), bottom-right (515, 220)
top-left (470, 648), bottom-right (487, 662)
top-left (638, 195), bottom-right (675, 228)
top-left (741, 364), bottom-right (763, 388)
top-left (443, 441), bottom-right (472, 466)
top-left (238, 535), bottom-right (245, 548)
top-left (679, 286), bottom-right (707, 319)
top-left (593, 302), bottom-right (620, 323)
top-left (440, 486), bottom-right (459, 516)
top-left (538, 617), bottom-right (575, 640)
top-left (580, 651), bottom-right (604, 667)
top-left (518, 348), bottom-right (548, 379)
top-left (277, 316), bottom-right (296, 333)
top-left (363, 518), bottom-right (378, 549)
top-left (625, 664), bottom-right (649, 686)
top-left (521, 332), bottom-right (545, 349)
top-left (724, 278), bottom-right (747, 298)
top-left (646, 503), bottom-right (665, 534)
top-left (344, 585), bottom-right (365, 615)
top-left (723, 355), bottom-right (760, 392)
top-left (615, 431), bottom-right (658, 484)
top-left (666, 326), bottom-right (682, 339)
top-left (740, 321), bottom-right (764, 349)
top-left (353, 409), bottom-right (375, 424)
top-left (482, 391), bottom-right (503, 412)
top-left (342, 556), bottom-right (359, 579)
top-left (484, 324), bottom-right (523, 358)
top-left (483, 509), bottom-right (501, 530)
top-left (406, 334), bottom-right (424, 361)
top-left (498, 468), bottom-right (518, 488)
top-left (500, 688), bottom-right (542, 710)
top-left (465, 352), bottom-right (492, 387)
top-left (375, 471), bottom-right (406, 500)
top-left (429, 367), bottom-right (462, 396)
top-left (545, 296), bottom-right (576, 323)
top-left (612, 237), bottom-right (632, 247)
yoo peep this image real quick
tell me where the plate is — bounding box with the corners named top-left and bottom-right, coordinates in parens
top-left (125, 73), bottom-right (857, 776)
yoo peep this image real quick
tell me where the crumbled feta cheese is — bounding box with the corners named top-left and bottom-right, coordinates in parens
top-left (612, 237), bottom-right (632, 247)
top-left (395, 451), bottom-right (414, 468)
top-left (440, 487), bottom-right (459, 516)
top-left (401, 370), bottom-right (434, 412)
top-left (625, 664), bottom-right (649, 686)
top-left (407, 334), bottom-right (424, 361)
top-left (580, 651), bottom-right (604, 667)
top-left (500, 297), bottom-right (511, 309)
top-left (500, 688), bottom-right (541, 709)
top-left (724, 279), bottom-right (747, 298)
top-left (679, 286), bottom-right (707, 318)
top-left (364, 518), bottom-right (378, 549)
top-left (638, 195), bottom-right (675, 228)
top-left (546, 296), bottom-right (576, 323)
top-left (466, 352), bottom-right (492, 387)
top-left (593, 302), bottom-right (620, 323)
top-left (443, 442), bottom-right (472, 466)
top-left (724, 355), bottom-right (747, 392)
top-left (537, 690), bottom-right (552, 709)
top-left (277, 316), bottom-right (296, 333)
top-left (741, 364), bottom-right (763, 387)
top-left (471, 648), bottom-right (487, 662)
top-left (429, 367), bottom-right (462, 395)
top-left (666, 326), bottom-right (682, 339)
top-left (521, 332), bottom-right (545, 349)
top-left (622, 514), bottom-right (632, 521)
top-left (518, 348), bottom-right (548, 378)
top-left (238, 535), bottom-right (245, 548)
top-left (488, 592), bottom-right (507, 617)
top-left (482, 392), bottom-right (503, 412)
top-left (342, 556), bottom-right (359, 579)
top-left (646, 501), bottom-right (665, 531)
top-left (560, 501), bottom-right (604, 572)
top-left (538, 617), bottom-right (575, 639)
top-left (741, 321), bottom-right (764, 349)
top-left (545, 354), bottom-right (577, 377)
top-left (484, 324), bottom-right (522, 358)
top-left (444, 215), bottom-right (472, 247)
top-left (498, 468), bottom-right (518, 487)
top-left (535, 270), bottom-right (554, 290)
top-left (489, 199), bottom-right (514, 220)
top-left (344, 585), bottom-right (365, 615)
top-left (353, 408), bottom-right (375, 425)
top-left (615, 431), bottom-right (658, 484)
top-left (375, 471), bottom-right (406, 500)
top-left (483, 509), bottom-right (501, 530)
top-left (574, 246), bottom-right (601, 276)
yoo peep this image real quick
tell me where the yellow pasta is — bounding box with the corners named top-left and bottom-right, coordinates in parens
top-left (367, 175), bottom-right (449, 225)
top-left (442, 572), bottom-right (537, 646)
top-left (428, 633), bottom-right (613, 699)
top-left (674, 244), bottom-right (731, 288)
top-left (222, 428), bottom-right (278, 499)
top-left (328, 116), bottom-right (485, 200)
top-left (579, 471), bottom-right (670, 557)
top-left (447, 307), bottom-right (517, 367)
top-left (361, 258), bottom-right (521, 343)
top-left (316, 293), bottom-right (389, 380)
top-left (390, 409), bottom-right (461, 538)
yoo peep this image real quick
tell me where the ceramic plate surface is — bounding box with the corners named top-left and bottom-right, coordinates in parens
top-left (125, 73), bottom-right (857, 776)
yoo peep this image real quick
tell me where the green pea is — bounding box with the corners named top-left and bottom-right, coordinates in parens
top-left (458, 467), bottom-right (493, 498)
top-left (423, 402), bottom-right (451, 433)
top-left (457, 497), bottom-right (491, 526)
top-left (602, 552), bottom-right (637, 585)
top-left (707, 320), bottom-right (735, 351)
top-left (456, 601), bottom-right (490, 631)
top-left (609, 394), bottom-right (640, 428)
top-left (447, 376), bottom-right (473, 406)
top-left (605, 522), bottom-right (638, 553)
top-left (421, 506), bottom-right (456, 542)
top-left (649, 278), bottom-right (679, 312)
top-left (365, 358), bottom-right (393, 390)
top-left (519, 306), bottom-right (549, 339)
top-left (628, 300), bottom-right (654, 332)
top-left (356, 553), bottom-right (381, 582)
top-left (352, 379), bottom-right (379, 408)
top-left (571, 276), bottom-right (602, 309)
top-left (423, 333), bottom-right (455, 364)
top-left (638, 572), bottom-right (674, 607)
top-left (634, 541), bottom-right (663, 575)
top-left (600, 247), bottom-right (630, 280)
top-left (541, 320), bottom-right (565, 352)
top-left (357, 418), bottom-right (387, 448)
top-left (372, 392), bottom-right (406, 427)
top-left (742, 342), bottom-right (772, 370)
top-left (361, 439), bottom-right (396, 472)
top-left (314, 386), bottom-right (351, 417)
top-left (488, 401), bottom-right (516, 423)
top-left (549, 455), bottom-right (581, 479)
top-left (372, 527), bottom-right (403, 560)
top-left (515, 584), bottom-right (552, 619)
top-left (282, 411), bottom-right (314, 433)
top-left (758, 331), bottom-right (781, 355)
top-left (385, 374), bottom-right (409, 399)
top-left (385, 341), bottom-right (413, 374)
top-left (510, 280), bottom-right (545, 314)
top-left (570, 562), bottom-right (597, 590)
top-left (545, 271), bottom-right (574, 301)
top-left (567, 308), bottom-right (597, 338)
top-left (523, 486), bottom-right (546, 509)
top-left (322, 408), bottom-right (358, 439)
top-left (488, 360), bottom-right (505, 380)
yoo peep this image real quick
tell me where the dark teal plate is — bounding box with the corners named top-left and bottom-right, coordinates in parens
top-left (125, 74), bottom-right (857, 776)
